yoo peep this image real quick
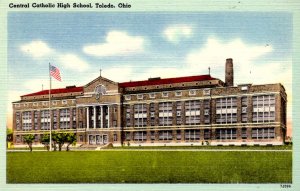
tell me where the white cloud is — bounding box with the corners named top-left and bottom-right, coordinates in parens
top-left (20, 41), bottom-right (91, 73)
top-left (20, 40), bottom-right (53, 58)
top-left (163, 24), bottom-right (193, 43)
top-left (186, 37), bottom-right (273, 79)
top-left (83, 31), bottom-right (144, 57)
top-left (59, 54), bottom-right (90, 71)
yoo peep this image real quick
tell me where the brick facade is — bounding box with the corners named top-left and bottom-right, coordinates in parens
top-left (12, 59), bottom-right (287, 146)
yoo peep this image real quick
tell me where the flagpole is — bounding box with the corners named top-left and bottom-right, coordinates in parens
top-left (49, 63), bottom-right (52, 151)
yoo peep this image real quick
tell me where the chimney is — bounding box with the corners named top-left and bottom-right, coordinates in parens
top-left (225, 58), bottom-right (234, 86)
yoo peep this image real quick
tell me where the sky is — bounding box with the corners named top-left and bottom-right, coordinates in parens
top-left (7, 12), bottom-right (292, 135)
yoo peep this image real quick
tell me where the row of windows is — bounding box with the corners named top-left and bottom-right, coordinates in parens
top-left (124, 128), bottom-right (275, 141)
top-left (14, 100), bottom-right (75, 108)
top-left (125, 96), bottom-right (275, 127)
top-left (252, 95), bottom-right (275, 123)
top-left (124, 89), bottom-right (211, 101)
top-left (16, 109), bottom-right (76, 131)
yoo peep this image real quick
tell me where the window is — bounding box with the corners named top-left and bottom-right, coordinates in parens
top-left (125, 132), bottom-right (131, 141)
top-left (72, 108), bottom-right (76, 129)
top-left (42, 102), bottom-right (48, 106)
top-left (16, 112), bottom-right (21, 131)
top-left (134, 104), bottom-right (147, 127)
top-left (40, 110), bottom-right (50, 130)
top-left (151, 131), bottom-right (156, 140)
top-left (150, 103), bottom-right (155, 126)
top-left (125, 105), bottom-right (131, 127)
top-left (124, 95), bottom-right (131, 101)
top-left (204, 100), bottom-right (211, 124)
top-left (159, 102), bottom-right (173, 126)
top-left (242, 128), bottom-right (247, 139)
top-left (134, 131), bottom-right (147, 141)
top-left (158, 130), bottom-right (173, 140)
top-left (114, 134), bottom-right (117, 141)
top-left (60, 109), bottom-right (70, 129)
top-left (252, 95), bottom-right (275, 123)
top-left (216, 128), bottom-right (237, 140)
top-left (176, 102), bottom-right (182, 125)
top-left (189, 90), bottom-right (196, 96)
top-left (185, 129), bottom-right (200, 141)
top-left (137, 94), bottom-right (143, 100)
top-left (34, 111), bottom-right (39, 130)
top-left (33, 102), bottom-right (38, 106)
top-left (204, 129), bottom-right (211, 140)
top-left (52, 110), bottom-right (57, 129)
top-left (94, 85), bottom-right (106, 99)
top-left (149, 93), bottom-right (156, 99)
top-left (22, 111), bottom-right (32, 131)
top-left (62, 100), bottom-right (67, 104)
top-left (204, 109), bottom-right (209, 115)
top-left (162, 92), bottom-right (169, 98)
top-left (241, 97), bottom-right (248, 123)
top-left (15, 104), bottom-right (20, 108)
top-left (185, 100), bottom-right (200, 125)
top-left (216, 97), bottom-right (237, 124)
top-left (176, 130), bottom-right (181, 140)
top-left (252, 128), bottom-right (275, 139)
top-left (52, 101), bottom-right (57, 105)
top-left (203, 89), bottom-right (210, 96)
top-left (175, 91), bottom-right (182, 97)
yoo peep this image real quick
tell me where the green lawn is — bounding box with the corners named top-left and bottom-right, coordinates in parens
top-left (7, 151), bottom-right (292, 183)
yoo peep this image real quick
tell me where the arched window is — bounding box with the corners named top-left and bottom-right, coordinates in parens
top-left (94, 85), bottom-right (106, 99)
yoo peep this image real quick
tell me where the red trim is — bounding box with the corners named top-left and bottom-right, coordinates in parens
top-left (21, 86), bottom-right (83, 97)
top-left (119, 75), bottom-right (215, 88)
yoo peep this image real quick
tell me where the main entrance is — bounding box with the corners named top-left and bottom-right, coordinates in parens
top-left (88, 134), bottom-right (108, 145)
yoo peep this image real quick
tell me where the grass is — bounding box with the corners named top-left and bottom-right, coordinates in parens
top-left (7, 150), bottom-right (292, 183)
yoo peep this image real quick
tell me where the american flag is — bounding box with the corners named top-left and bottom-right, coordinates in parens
top-left (50, 65), bottom-right (61, 81)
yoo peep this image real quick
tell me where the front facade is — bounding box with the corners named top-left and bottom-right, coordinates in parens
top-left (12, 59), bottom-right (287, 147)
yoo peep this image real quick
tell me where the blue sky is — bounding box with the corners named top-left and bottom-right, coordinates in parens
top-left (8, 12), bottom-right (292, 122)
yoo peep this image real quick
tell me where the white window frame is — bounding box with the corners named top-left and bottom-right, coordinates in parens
top-left (137, 94), bottom-right (143, 100)
top-left (124, 95), bottom-right (131, 101)
top-left (203, 89), bottom-right (211, 96)
top-left (149, 93), bottom-right (156, 99)
top-left (162, 92), bottom-right (169, 98)
top-left (189, 89), bottom-right (196, 96)
top-left (175, 91), bottom-right (182, 97)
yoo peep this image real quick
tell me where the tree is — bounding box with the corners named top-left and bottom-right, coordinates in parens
top-left (23, 134), bottom-right (34, 152)
top-left (66, 133), bottom-right (77, 151)
top-left (51, 132), bottom-right (58, 151)
top-left (41, 133), bottom-right (50, 151)
top-left (53, 132), bottom-right (68, 151)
